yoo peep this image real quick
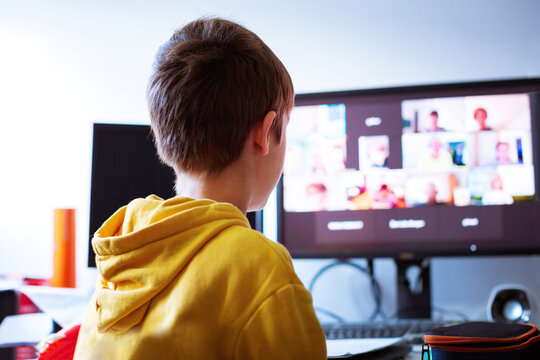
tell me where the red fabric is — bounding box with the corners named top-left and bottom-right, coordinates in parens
top-left (38, 325), bottom-right (80, 360)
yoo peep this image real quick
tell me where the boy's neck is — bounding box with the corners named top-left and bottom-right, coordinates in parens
top-left (176, 161), bottom-right (252, 214)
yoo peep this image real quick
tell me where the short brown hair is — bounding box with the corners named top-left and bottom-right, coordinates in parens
top-left (147, 17), bottom-right (294, 174)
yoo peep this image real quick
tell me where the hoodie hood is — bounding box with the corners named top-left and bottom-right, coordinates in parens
top-left (92, 195), bottom-right (249, 334)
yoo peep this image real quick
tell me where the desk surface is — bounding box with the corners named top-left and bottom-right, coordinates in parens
top-left (405, 352), bottom-right (419, 360)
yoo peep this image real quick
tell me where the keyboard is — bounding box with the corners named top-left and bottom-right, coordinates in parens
top-left (323, 319), bottom-right (459, 344)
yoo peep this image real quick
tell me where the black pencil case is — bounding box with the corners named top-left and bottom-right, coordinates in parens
top-left (422, 321), bottom-right (540, 360)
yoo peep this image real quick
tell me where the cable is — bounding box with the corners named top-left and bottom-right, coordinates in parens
top-left (314, 307), bottom-right (346, 323)
top-left (367, 258), bottom-right (386, 320)
top-left (308, 259), bottom-right (385, 321)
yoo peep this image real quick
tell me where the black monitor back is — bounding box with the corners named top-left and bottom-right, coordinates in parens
top-left (88, 124), bottom-right (262, 267)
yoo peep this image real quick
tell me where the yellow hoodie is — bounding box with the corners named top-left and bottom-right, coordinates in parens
top-left (74, 196), bottom-right (326, 359)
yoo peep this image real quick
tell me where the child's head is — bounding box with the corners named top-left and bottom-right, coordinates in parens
top-left (147, 17), bottom-right (294, 177)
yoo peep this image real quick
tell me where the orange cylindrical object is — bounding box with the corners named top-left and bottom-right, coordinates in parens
top-left (51, 209), bottom-right (76, 288)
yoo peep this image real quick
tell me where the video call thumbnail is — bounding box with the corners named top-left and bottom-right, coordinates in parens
top-left (283, 93), bottom-right (534, 213)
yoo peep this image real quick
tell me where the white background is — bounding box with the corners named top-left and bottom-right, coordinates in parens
top-left (1, 0), bottom-right (540, 323)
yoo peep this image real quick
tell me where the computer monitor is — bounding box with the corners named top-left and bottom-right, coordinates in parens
top-left (88, 123), bottom-right (263, 267)
top-left (278, 78), bottom-right (540, 317)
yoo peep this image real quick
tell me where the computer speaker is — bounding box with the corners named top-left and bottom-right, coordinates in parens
top-left (487, 284), bottom-right (532, 323)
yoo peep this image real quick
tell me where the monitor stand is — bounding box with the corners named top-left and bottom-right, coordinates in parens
top-left (395, 258), bottom-right (431, 319)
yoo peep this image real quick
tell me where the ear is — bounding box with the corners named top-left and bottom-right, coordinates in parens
top-left (252, 111), bottom-right (277, 155)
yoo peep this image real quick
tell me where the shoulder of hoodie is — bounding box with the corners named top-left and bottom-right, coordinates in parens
top-left (216, 225), bottom-right (298, 281)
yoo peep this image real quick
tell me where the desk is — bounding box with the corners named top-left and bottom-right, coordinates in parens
top-left (327, 340), bottom-right (420, 359)
top-left (405, 351), bottom-right (419, 360)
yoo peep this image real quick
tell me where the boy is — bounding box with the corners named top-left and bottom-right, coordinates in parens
top-left (74, 17), bottom-right (327, 359)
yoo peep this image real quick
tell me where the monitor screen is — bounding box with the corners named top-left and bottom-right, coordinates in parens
top-left (89, 124), bottom-right (262, 267)
top-left (279, 79), bottom-right (540, 259)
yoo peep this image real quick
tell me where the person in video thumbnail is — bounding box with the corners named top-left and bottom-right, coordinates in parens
top-left (495, 142), bottom-right (512, 165)
top-left (372, 184), bottom-right (398, 209)
top-left (426, 183), bottom-right (438, 205)
top-left (306, 183), bottom-right (328, 211)
top-left (425, 182), bottom-right (448, 205)
top-left (420, 137), bottom-right (454, 171)
top-left (428, 110), bottom-right (444, 132)
top-left (347, 185), bottom-right (373, 210)
top-left (482, 173), bottom-right (513, 205)
top-left (368, 141), bottom-right (389, 168)
top-left (312, 143), bottom-right (346, 174)
top-left (474, 107), bottom-right (492, 131)
top-left (448, 141), bottom-right (466, 166)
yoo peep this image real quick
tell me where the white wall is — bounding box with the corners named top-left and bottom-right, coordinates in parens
top-left (1, 0), bottom-right (540, 322)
